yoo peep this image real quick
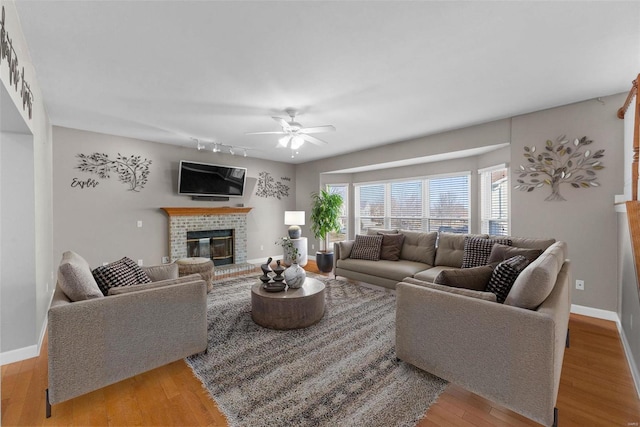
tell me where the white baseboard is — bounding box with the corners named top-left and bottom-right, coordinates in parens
top-left (0, 344), bottom-right (38, 366)
top-left (570, 304), bottom-right (640, 398)
top-left (570, 304), bottom-right (620, 322)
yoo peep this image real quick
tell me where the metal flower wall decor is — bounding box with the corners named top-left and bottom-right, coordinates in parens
top-left (76, 152), bottom-right (152, 192)
top-left (514, 135), bottom-right (604, 201)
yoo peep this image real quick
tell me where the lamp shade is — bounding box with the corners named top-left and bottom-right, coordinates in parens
top-left (284, 211), bottom-right (305, 226)
top-left (284, 211), bottom-right (305, 239)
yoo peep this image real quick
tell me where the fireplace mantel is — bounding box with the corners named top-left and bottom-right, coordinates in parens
top-left (161, 207), bottom-right (253, 217)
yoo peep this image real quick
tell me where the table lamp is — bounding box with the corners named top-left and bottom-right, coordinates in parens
top-left (284, 211), bottom-right (305, 239)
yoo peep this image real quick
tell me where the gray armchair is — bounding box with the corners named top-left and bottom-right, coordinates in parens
top-left (46, 253), bottom-right (208, 417)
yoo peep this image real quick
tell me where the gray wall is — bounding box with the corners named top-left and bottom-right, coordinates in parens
top-left (510, 93), bottom-right (624, 312)
top-left (0, 1), bottom-right (54, 359)
top-left (52, 127), bottom-right (296, 268)
top-left (297, 94), bottom-right (625, 312)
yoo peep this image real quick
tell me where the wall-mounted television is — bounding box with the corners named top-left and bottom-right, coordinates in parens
top-left (178, 160), bottom-right (247, 198)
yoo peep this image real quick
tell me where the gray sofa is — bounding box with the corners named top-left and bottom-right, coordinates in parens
top-left (334, 230), bottom-right (556, 289)
top-left (335, 230), bottom-right (570, 426)
top-left (46, 251), bottom-right (208, 417)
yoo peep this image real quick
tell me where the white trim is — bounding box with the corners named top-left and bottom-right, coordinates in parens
top-left (618, 319), bottom-right (640, 398)
top-left (477, 163), bottom-right (507, 174)
top-left (246, 255), bottom-right (282, 265)
top-left (0, 345), bottom-right (38, 366)
top-left (570, 304), bottom-right (619, 322)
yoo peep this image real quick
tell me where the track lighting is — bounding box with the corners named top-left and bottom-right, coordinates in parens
top-left (192, 137), bottom-right (248, 158)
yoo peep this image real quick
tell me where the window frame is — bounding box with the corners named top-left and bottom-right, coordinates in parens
top-left (479, 164), bottom-right (510, 236)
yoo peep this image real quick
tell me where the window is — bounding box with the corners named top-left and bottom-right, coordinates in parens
top-left (355, 173), bottom-right (470, 234)
top-left (326, 184), bottom-right (348, 243)
top-left (480, 165), bottom-right (509, 236)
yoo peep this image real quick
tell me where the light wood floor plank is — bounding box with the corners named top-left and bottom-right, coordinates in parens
top-left (2, 263), bottom-right (639, 426)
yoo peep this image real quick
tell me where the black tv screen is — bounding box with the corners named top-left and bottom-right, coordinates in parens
top-left (178, 161), bottom-right (247, 197)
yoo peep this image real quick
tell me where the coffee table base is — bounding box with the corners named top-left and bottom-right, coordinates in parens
top-left (251, 278), bottom-right (325, 330)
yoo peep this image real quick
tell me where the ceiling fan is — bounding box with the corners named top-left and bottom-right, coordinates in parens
top-left (246, 109), bottom-right (336, 150)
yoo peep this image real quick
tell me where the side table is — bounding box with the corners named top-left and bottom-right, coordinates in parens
top-left (283, 236), bottom-right (308, 267)
top-left (176, 257), bottom-right (215, 293)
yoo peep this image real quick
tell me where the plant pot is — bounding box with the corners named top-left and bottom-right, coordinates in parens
top-left (316, 252), bottom-right (334, 273)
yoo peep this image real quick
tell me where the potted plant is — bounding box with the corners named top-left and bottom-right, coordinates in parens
top-left (310, 189), bottom-right (344, 273)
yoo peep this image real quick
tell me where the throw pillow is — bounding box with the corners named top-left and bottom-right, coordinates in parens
top-left (433, 265), bottom-right (495, 291)
top-left (461, 237), bottom-right (512, 268)
top-left (57, 251), bottom-right (104, 301)
top-left (92, 257), bottom-right (151, 296)
top-left (378, 233), bottom-right (405, 261)
top-left (349, 234), bottom-right (384, 261)
top-left (486, 255), bottom-right (530, 303)
top-left (487, 243), bottom-right (543, 265)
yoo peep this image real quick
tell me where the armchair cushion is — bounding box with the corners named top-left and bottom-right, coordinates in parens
top-left (92, 257), bottom-right (151, 295)
top-left (141, 263), bottom-right (179, 282)
top-left (57, 251), bottom-right (103, 302)
top-left (108, 273), bottom-right (202, 295)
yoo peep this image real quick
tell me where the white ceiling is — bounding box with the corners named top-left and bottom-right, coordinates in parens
top-left (13, 1), bottom-right (640, 164)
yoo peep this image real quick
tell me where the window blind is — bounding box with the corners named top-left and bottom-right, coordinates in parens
top-left (427, 175), bottom-right (470, 233)
top-left (480, 167), bottom-right (509, 236)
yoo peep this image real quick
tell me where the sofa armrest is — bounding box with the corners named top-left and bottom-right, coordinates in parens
top-left (107, 273), bottom-right (202, 295)
top-left (396, 278), bottom-right (563, 426)
top-left (48, 279), bottom-right (207, 405)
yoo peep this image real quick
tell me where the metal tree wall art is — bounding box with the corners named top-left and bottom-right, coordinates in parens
top-left (76, 152), bottom-right (152, 192)
top-left (514, 135), bottom-right (604, 201)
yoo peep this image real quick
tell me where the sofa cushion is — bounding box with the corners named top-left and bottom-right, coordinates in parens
top-left (399, 230), bottom-right (437, 265)
top-left (401, 277), bottom-right (497, 302)
top-left (57, 251), bottom-right (104, 301)
top-left (141, 263), bottom-right (179, 282)
top-left (350, 234), bottom-right (384, 261)
top-left (379, 233), bottom-right (406, 261)
top-left (336, 258), bottom-right (430, 282)
top-left (413, 265), bottom-right (458, 282)
top-left (435, 233), bottom-right (488, 268)
top-left (433, 265), bottom-right (495, 291)
top-left (92, 257), bottom-right (151, 295)
top-left (486, 255), bottom-right (530, 303)
top-left (503, 236), bottom-right (556, 251)
top-left (487, 243), bottom-right (543, 264)
top-left (366, 227), bottom-right (398, 235)
top-left (461, 237), bottom-right (512, 268)
top-left (505, 241), bottom-right (567, 309)
top-left (338, 240), bottom-right (355, 260)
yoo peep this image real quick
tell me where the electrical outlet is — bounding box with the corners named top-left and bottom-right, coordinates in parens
top-left (162, 256), bottom-right (170, 264)
top-left (312, 244), bottom-right (315, 250)
top-left (575, 279), bottom-right (584, 291)
top-left (260, 245), bottom-right (264, 251)
top-left (138, 259), bottom-right (143, 266)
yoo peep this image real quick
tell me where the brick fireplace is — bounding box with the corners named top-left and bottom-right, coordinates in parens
top-left (161, 207), bottom-right (252, 264)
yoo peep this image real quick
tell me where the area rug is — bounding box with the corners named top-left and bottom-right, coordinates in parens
top-left (185, 273), bottom-right (447, 427)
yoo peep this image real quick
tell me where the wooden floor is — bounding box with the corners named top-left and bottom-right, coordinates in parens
top-left (2, 262), bottom-right (640, 426)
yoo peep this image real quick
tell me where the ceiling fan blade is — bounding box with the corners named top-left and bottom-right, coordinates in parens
top-left (301, 134), bottom-right (329, 146)
top-left (245, 131), bottom-right (287, 135)
top-left (272, 117), bottom-right (290, 128)
top-left (300, 125), bottom-right (336, 134)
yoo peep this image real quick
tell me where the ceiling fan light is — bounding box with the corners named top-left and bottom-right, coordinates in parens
top-left (278, 136), bottom-right (290, 147)
top-left (291, 135), bottom-right (304, 150)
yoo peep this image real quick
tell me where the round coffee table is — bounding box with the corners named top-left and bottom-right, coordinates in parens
top-left (251, 277), bottom-right (325, 330)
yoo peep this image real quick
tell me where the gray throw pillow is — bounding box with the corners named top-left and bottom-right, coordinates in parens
top-left (487, 243), bottom-right (542, 265)
top-left (350, 234), bottom-right (384, 261)
top-left (461, 237), bottom-right (512, 268)
top-left (57, 251), bottom-right (104, 301)
top-left (433, 265), bottom-right (495, 291)
top-left (486, 255), bottom-right (529, 303)
top-left (378, 233), bottom-right (405, 261)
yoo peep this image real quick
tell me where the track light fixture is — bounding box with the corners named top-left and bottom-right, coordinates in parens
top-left (191, 138), bottom-right (249, 157)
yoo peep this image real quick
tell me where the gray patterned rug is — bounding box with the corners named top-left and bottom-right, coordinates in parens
top-left (185, 273), bottom-right (447, 427)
